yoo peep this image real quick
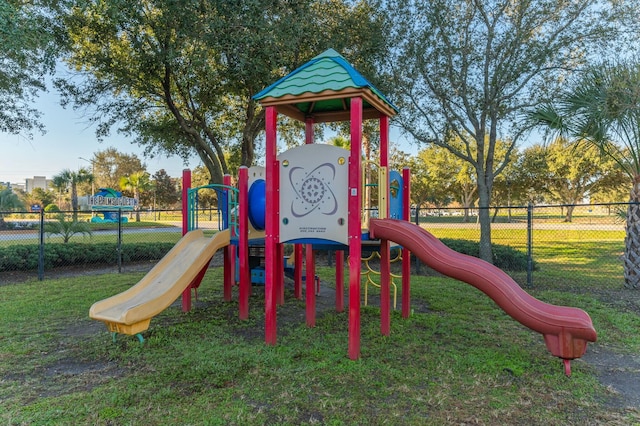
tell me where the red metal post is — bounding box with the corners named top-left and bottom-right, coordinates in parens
top-left (305, 117), bottom-right (314, 144)
top-left (380, 115), bottom-right (389, 168)
top-left (380, 115), bottom-right (389, 218)
top-left (305, 244), bottom-right (316, 327)
top-left (294, 244), bottom-right (303, 299)
top-left (348, 97), bottom-right (363, 360)
top-left (181, 169), bottom-right (192, 312)
top-left (402, 167), bottom-right (411, 318)
top-left (264, 106), bottom-right (278, 345)
top-left (238, 167), bottom-right (250, 319)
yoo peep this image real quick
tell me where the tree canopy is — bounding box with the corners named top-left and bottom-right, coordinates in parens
top-left (0, 0), bottom-right (60, 137)
top-left (519, 140), bottom-right (625, 220)
top-left (530, 59), bottom-right (640, 288)
top-left (57, 0), bottom-right (387, 184)
top-left (383, 0), bottom-right (625, 262)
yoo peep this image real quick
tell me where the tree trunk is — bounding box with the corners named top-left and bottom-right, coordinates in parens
top-left (71, 185), bottom-right (78, 222)
top-left (565, 204), bottom-right (575, 222)
top-left (477, 180), bottom-right (493, 263)
top-left (624, 177), bottom-right (640, 289)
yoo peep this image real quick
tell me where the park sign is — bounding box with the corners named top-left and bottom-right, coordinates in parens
top-left (88, 188), bottom-right (137, 211)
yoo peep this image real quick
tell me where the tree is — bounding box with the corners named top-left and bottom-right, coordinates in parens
top-left (120, 171), bottom-right (152, 221)
top-left (52, 168), bottom-right (93, 221)
top-left (384, 0), bottom-right (624, 262)
top-left (50, 174), bottom-right (70, 210)
top-left (530, 60), bottom-right (640, 288)
top-left (489, 147), bottom-right (523, 222)
top-left (526, 139), bottom-right (625, 221)
top-left (151, 169), bottom-right (179, 209)
top-left (44, 214), bottom-right (92, 243)
top-left (91, 148), bottom-right (147, 191)
top-left (0, 0), bottom-right (59, 137)
top-left (0, 186), bottom-right (25, 229)
top-left (509, 144), bottom-right (550, 206)
top-left (57, 0), bottom-right (387, 184)
top-left (190, 165), bottom-right (218, 209)
top-left (30, 187), bottom-right (55, 209)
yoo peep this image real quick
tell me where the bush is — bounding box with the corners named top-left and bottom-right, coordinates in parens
top-left (44, 216), bottom-right (92, 243)
top-left (0, 242), bottom-right (176, 272)
top-left (439, 238), bottom-right (533, 271)
top-left (0, 239), bottom-right (531, 273)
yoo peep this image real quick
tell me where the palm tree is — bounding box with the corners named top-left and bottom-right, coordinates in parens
top-left (53, 168), bottom-right (94, 221)
top-left (50, 175), bottom-right (69, 209)
top-left (120, 171), bottom-right (151, 222)
top-left (0, 187), bottom-right (26, 229)
top-left (530, 60), bottom-right (640, 289)
top-left (44, 214), bottom-right (92, 243)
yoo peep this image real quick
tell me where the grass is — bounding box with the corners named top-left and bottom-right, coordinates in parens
top-left (423, 226), bottom-right (626, 290)
top-left (1, 222), bottom-right (638, 423)
top-left (2, 260), bottom-right (640, 425)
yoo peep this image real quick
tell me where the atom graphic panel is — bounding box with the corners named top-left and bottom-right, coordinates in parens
top-left (278, 144), bottom-right (349, 244)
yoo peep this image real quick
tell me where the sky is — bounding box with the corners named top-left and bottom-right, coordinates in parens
top-left (0, 85), bottom-right (419, 186)
top-left (0, 87), bottom-right (201, 185)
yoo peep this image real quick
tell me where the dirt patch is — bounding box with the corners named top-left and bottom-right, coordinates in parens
top-left (580, 345), bottom-right (640, 411)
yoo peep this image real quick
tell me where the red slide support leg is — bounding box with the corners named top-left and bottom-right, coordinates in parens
top-left (306, 244), bottom-right (316, 327)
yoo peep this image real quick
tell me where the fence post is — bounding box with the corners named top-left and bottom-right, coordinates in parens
top-left (38, 208), bottom-right (45, 281)
top-left (117, 210), bottom-right (123, 273)
top-left (527, 203), bottom-right (533, 288)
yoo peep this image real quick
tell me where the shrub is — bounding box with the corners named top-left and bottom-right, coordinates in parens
top-left (0, 242), bottom-right (175, 272)
top-left (0, 239), bottom-right (531, 274)
top-left (44, 216), bottom-right (92, 243)
top-left (439, 238), bottom-right (533, 271)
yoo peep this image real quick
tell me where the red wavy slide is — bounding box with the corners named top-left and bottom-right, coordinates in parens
top-left (369, 219), bottom-right (597, 375)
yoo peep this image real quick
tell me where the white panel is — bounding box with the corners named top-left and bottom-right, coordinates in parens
top-left (278, 144), bottom-right (349, 244)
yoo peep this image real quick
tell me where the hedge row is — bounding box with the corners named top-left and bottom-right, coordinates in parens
top-left (0, 242), bottom-right (176, 272)
top-left (0, 239), bottom-right (531, 273)
top-left (438, 238), bottom-right (533, 271)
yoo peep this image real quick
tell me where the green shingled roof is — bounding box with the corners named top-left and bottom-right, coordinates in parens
top-left (253, 49), bottom-right (397, 122)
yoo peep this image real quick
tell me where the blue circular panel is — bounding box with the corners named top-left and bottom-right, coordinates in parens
top-left (248, 179), bottom-right (266, 230)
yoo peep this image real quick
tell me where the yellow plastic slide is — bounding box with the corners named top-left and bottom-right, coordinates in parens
top-left (89, 229), bottom-right (230, 337)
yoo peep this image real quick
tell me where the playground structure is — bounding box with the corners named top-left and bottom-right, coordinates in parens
top-left (89, 49), bottom-right (596, 375)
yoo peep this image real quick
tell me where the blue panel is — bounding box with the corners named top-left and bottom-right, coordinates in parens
top-left (248, 179), bottom-right (266, 230)
top-left (388, 170), bottom-right (404, 220)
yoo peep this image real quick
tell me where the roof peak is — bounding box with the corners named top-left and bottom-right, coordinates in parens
top-left (253, 48), bottom-right (397, 122)
top-left (312, 48), bottom-right (343, 60)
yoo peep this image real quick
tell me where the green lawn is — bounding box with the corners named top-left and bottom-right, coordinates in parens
top-left (1, 222), bottom-right (638, 423)
top-left (424, 226), bottom-right (626, 290)
top-left (1, 258), bottom-right (639, 424)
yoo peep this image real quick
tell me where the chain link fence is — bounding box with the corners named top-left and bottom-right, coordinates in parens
top-left (0, 208), bottom-right (223, 283)
top-left (413, 202), bottom-right (625, 290)
top-left (0, 203), bottom-right (628, 289)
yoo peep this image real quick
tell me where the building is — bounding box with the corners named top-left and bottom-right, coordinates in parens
top-left (25, 176), bottom-right (51, 193)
